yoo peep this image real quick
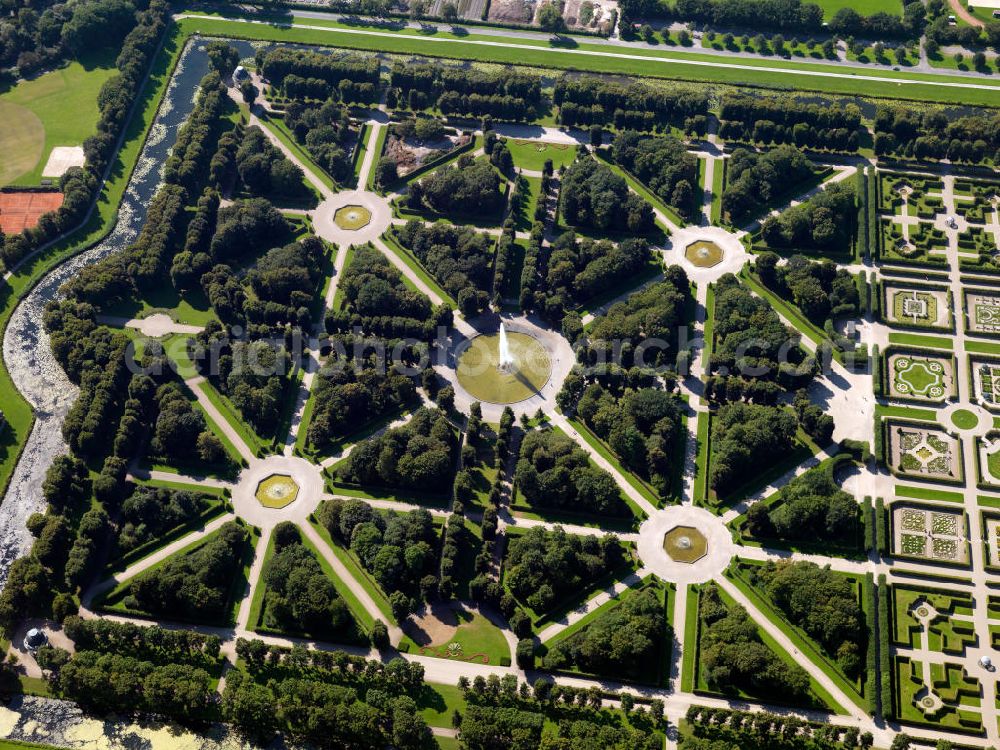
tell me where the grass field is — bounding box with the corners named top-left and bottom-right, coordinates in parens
top-left (175, 14), bottom-right (1000, 106)
top-left (506, 139), bottom-right (577, 171)
top-left (809, 0), bottom-right (902, 19)
top-left (0, 48), bottom-right (118, 186)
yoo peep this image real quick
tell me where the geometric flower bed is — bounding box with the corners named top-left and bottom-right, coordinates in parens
top-left (972, 359), bottom-right (1000, 409)
top-left (885, 285), bottom-right (950, 330)
top-left (888, 353), bottom-right (951, 402)
top-left (965, 290), bottom-right (1000, 335)
top-left (892, 503), bottom-right (968, 564)
top-left (889, 423), bottom-right (962, 482)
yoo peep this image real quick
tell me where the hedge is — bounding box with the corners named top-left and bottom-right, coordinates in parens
top-left (877, 574), bottom-right (892, 720)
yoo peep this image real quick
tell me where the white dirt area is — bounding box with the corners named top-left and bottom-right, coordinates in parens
top-left (40, 146), bottom-right (85, 178)
top-left (387, 132), bottom-right (469, 177)
top-left (487, 0), bottom-right (536, 24)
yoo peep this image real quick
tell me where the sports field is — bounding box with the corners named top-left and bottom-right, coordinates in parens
top-left (0, 49), bottom-right (117, 186)
top-left (0, 192), bottom-right (63, 233)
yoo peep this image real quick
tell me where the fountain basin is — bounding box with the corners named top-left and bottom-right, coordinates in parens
top-left (456, 332), bottom-right (551, 404)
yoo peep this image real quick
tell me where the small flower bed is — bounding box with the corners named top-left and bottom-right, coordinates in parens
top-left (901, 534), bottom-right (927, 556)
top-left (931, 512), bottom-right (959, 536)
top-left (901, 509), bottom-right (926, 532)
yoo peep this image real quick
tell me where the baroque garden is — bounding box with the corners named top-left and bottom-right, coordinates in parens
top-left (7, 2), bottom-right (1000, 750)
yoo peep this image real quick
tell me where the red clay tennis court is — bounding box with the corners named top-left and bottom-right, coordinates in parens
top-left (0, 191), bottom-right (62, 234)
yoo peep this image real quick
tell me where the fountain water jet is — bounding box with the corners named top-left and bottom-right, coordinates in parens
top-left (498, 321), bottom-right (515, 371)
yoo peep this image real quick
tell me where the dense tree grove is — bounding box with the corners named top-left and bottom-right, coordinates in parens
top-left (722, 146), bottom-right (814, 222)
top-left (747, 561), bottom-right (867, 679)
top-left (534, 231), bottom-right (653, 321)
top-left (234, 126), bottom-right (310, 200)
top-left (719, 94), bottom-right (861, 153)
top-left (407, 155), bottom-right (505, 219)
top-left (458, 676), bottom-right (664, 749)
top-left (390, 61), bottom-right (543, 121)
top-left (223, 644), bottom-right (432, 748)
top-left (317, 499), bottom-right (441, 618)
top-left (699, 583), bottom-right (810, 700)
top-left (669, 0), bottom-right (923, 39)
top-left (62, 72), bottom-right (232, 306)
top-left (746, 461), bottom-right (858, 546)
top-left (709, 274), bottom-right (813, 389)
top-left (192, 325), bottom-right (292, 435)
top-left (759, 183), bottom-right (856, 254)
top-left (47, 307), bottom-right (131, 461)
top-left (612, 131), bottom-right (699, 220)
top-left (710, 402), bottom-right (798, 494)
top-left (515, 428), bottom-right (629, 517)
top-left (337, 407), bottom-right (457, 493)
top-left (560, 158), bottom-right (655, 233)
top-left (326, 245), bottom-right (451, 338)
top-left (569, 267), bottom-right (691, 369)
top-left (544, 587), bottom-right (666, 680)
top-left (148, 382), bottom-right (218, 466)
top-left (260, 47), bottom-right (380, 103)
top-left (120, 521), bottom-right (249, 622)
top-left (394, 220), bottom-right (494, 316)
top-left (261, 522), bottom-right (361, 641)
top-left (58, 651), bottom-right (215, 716)
top-left (505, 526), bottom-right (626, 614)
top-left (874, 105), bottom-right (1000, 163)
top-left (284, 99), bottom-right (355, 184)
top-left (0, 0), bottom-right (135, 73)
top-left (207, 198), bottom-right (289, 266)
top-left (682, 706), bottom-right (864, 750)
top-left (63, 616), bottom-right (221, 666)
top-left (163, 72), bottom-right (231, 195)
top-left (115, 486), bottom-right (217, 557)
top-left (555, 76), bottom-right (708, 132)
top-left (758, 252), bottom-right (859, 328)
top-left (576, 385), bottom-right (684, 495)
top-left (306, 345), bottom-right (417, 451)
top-left (171, 190), bottom-right (220, 291)
top-left (0, 1), bottom-right (169, 273)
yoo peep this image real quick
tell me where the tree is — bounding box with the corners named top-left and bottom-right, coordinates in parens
top-left (441, 1), bottom-right (458, 21)
top-left (206, 42), bottom-right (240, 77)
top-left (240, 80), bottom-right (256, 105)
top-left (589, 124), bottom-right (603, 147)
top-left (538, 2), bottom-right (567, 33)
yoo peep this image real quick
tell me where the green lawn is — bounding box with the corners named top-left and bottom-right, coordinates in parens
top-left (175, 14), bottom-right (1000, 106)
top-left (809, 0), bottom-right (902, 19)
top-left (894, 484), bottom-right (965, 503)
top-left (875, 404), bottom-right (938, 422)
top-left (0, 48), bottom-right (118, 185)
top-left (951, 408), bottom-right (980, 430)
top-left (103, 283), bottom-right (216, 327)
top-left (401, 608), bottom-right (510, 667)
top-left (513, 175), bottom-right (542, 233)
top-left (887, 332), bottom-right (954, 349)
top-left (505, 138), bottom-right (577, 171)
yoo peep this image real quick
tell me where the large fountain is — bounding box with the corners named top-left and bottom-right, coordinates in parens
top-left (498, 321), bottom-right (514, 372)
top-left (456, 321), bottom-right (551, 404)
